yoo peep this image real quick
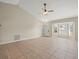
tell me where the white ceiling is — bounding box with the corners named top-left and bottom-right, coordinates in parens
top-left (0, 0), bottom-right (20, 5)
top-left (0, 0), bottom-right (78, 22)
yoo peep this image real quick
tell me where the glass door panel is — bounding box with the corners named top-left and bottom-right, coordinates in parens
top-left (53, 22), bottom-right (74, 38)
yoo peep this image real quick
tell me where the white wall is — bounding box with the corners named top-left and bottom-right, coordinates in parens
top-left (0, 3), bottom-right (42, 44)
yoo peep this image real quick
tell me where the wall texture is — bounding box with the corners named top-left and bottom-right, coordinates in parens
top-left (0, 3), bottom-right (42, 44)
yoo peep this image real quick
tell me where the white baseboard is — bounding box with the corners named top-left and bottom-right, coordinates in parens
top-left (0, 36), bottom-right (40, 45)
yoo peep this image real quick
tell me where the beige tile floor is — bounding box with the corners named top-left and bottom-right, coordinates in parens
top-left (0, 37), bottom-right (78, 59)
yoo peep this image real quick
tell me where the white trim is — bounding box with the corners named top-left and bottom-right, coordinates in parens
top-left (0, 36), bottom-right (40, 45)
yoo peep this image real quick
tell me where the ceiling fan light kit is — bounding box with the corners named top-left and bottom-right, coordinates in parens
top-left (43, 11), bottom-right (48, 15)
top-left (42, 3), bottom-right (54, 15)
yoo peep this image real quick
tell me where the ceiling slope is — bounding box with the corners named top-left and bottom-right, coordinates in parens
top-left (19, 0), bottom-right (78, 22)
top-left (0, 0), bottom-right (20, 5)
top-left (0, 0), bottom-right (78, 22)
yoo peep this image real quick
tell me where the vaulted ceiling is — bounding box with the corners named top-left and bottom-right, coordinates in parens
top-left (0, 0), bottom-right (78, 22)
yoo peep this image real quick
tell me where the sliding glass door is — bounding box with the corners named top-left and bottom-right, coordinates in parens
top-left (52, 22), bottom-right (74, 38)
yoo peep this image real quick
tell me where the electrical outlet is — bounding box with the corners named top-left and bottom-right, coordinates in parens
top-left (14, 34), bottom-right (20, 40)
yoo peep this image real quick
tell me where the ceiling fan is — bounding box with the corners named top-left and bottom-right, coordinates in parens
top-left (42, 3), bottom-right (54, 15)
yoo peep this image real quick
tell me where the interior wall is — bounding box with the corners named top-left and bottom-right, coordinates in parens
top-left (49, 17), bottom-right (78, 41)
top-left (0, 3), bottom-right (43, 44)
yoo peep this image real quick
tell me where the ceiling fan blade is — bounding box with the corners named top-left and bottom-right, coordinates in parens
top-left (41, 3), bottom-right (54, 15)
top-left (48, 10), bottom-right (54, 12)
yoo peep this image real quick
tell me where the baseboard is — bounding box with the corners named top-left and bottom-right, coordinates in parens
top-left (0, 36), bottom-right (41, 45)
